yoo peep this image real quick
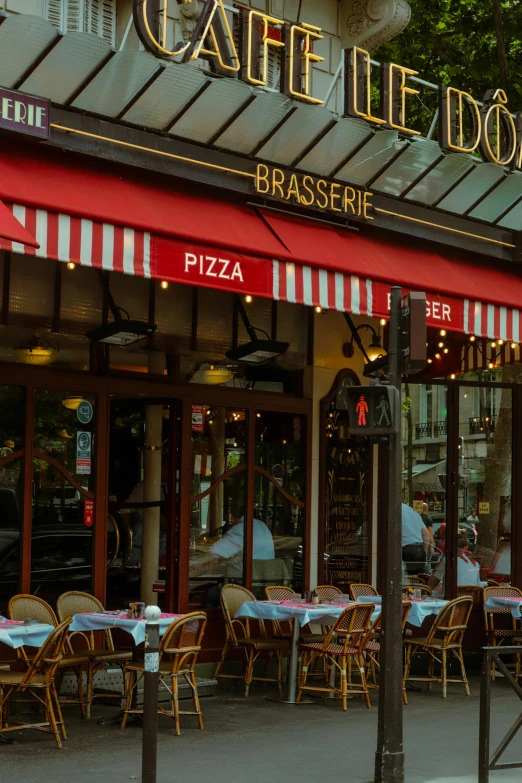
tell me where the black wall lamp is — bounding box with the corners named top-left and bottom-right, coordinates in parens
top-left (343, 313), bottom-right (384, 363)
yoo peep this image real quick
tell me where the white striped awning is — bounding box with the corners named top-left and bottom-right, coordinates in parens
top-left (463, 300), bottom-right (522, 343)
top-left (0, 203), bottom-right (151, 277)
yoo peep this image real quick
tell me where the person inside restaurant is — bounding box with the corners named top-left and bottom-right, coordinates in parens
top-left (401, 503), bottom-right (431, 575)
top-left (429, 536), bottom-right (482, 592)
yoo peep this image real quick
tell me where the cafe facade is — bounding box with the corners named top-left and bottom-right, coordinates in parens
top-left (1, 0), bottom-right (522, 660)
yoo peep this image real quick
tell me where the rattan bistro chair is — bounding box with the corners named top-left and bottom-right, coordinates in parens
top-left (457, 585), bottom-right (484, 604)
top-left (483, 586), bottom-right (522, 680)
top-left (403, 596), bottom-right (473, 701)
top-left (214, 584), bottom-right (288, 697)
top-left (121, 612), bottom-right (207, 736)
top-left (0, 618), bottom-right (71, 748)
top-left (57, 591), bottom-right (133, 718)
top-left (9, 594), bottom-right (90, 716)
top-left (365, 602), bottom-right (412, 686)
top-left (315, 585), bottom-right (343, 601)
top-left (297, 603), bottom-right (375, 710)
top-left (349, 584), bottom-right (379, 601)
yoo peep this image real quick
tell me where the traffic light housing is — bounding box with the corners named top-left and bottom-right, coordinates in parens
top-left (336, 383), bottom-right (399, 435)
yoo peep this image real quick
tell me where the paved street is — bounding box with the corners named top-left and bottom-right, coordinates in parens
top-left (1, 676), bottom-right (521, 782)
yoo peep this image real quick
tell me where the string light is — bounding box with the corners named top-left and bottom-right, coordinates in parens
top-left (314, 306), bottom-right (322, 314)
top-left (470, 336), bottom-right (476, 342)
top-left (438, 342), bottom-right (444, 348)
top-left (160, 280), bottom-right (169, 289)
top-left (511, 343), bottom-right (518, 349)
top-left (491, 341), bottom-right (497, 348)
top-left (256, 413), bottom-right (261, 418)
top-left (488, 362), bottom-right (495, 369)
top-left (450, 373), bottom-right (456, 380)
top-left (440, 330), bottom-right (447, 337)
top-left (66, 262), bottom-right (76, 270)
top-left (380, 319), bottom-right (386, 326)
top-left (245, 295), bottom-right (253, 304)
top-left (435, 353), bottom-right (441, 360)
top-left (282, 439), bottom-right (287, 445)
top-left (498, 339), bottom-right (504, 346)
top-left (427, 358), bottom-right (433, 364)
top-left (443, 347), bottom-right (449, 354)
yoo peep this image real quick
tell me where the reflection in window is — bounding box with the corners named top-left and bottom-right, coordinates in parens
top-left (31, 389), bottom-right (96, 599)
top-left (458, 385), bottom-right (512, 585)
top-left (401, 384), bottom-right (448, 594)
top-left (189, 407), bottom-right (247, 608)
top-left (0, 385), bottom-right (24, 607)
top-left (253, 412), bottom-right (306, 597)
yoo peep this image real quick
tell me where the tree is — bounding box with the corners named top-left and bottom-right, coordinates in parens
top-left (376, 0), bottom-right (522, 130)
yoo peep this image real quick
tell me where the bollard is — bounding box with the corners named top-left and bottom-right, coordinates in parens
top-left (142, 605), bottom-right (161, 783)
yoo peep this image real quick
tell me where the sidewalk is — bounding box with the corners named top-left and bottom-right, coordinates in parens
top-left (1, 676), bottom-right (521, 782)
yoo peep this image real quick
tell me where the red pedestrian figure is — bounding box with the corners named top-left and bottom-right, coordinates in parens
top-left (355, 395), bottom-right (369, 426)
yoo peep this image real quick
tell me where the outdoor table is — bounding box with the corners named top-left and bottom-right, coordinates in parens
top-left (235, 599), bottom-right (377, 704)
top-left (69, 611), bottom-right (181, 645)
top-left (356, 596), bottom-right (449, 627)
top-left (484, 595), bottom-right (522, 619)
top-left (0, 618), bottom-right (54, 649)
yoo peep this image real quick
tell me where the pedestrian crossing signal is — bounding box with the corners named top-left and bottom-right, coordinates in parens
top-left (336, 383), bottom-right (398, 435)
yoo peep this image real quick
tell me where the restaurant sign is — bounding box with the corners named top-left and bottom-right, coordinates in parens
top-left (133, 1), bottom-right (522, 171)
top-left (0, 87), bottom-right (49, 139)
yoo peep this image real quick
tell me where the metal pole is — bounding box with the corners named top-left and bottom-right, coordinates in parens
top-left (142, 605), bottom-right (161, 783)
top-left (375, 285), bottom-right (405, 783)
top-left (478, 649), bottom-right (492, 783)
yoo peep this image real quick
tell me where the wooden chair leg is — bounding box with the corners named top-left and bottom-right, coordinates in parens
top-left (340, 658), bottom-right (347, 711)
top-left (427, 653), bottom-right (435, 690)
top-left (244, 649), bottom-right (255, 698)
top-left (457, 647), bottom-right (470, 696)
top-left (172, 675), bottom-right (180, 736)
top-left (190, 671), bottom-right (204, 730)
top-left (213, 642), bottom-right (230, 679)
top-left (120, 669), bottom-right (135, 730)
top-left (85, 661), bottom-right (95, 720)
top-left (296, 652), bottom-right (310, 703)
top-left (359, 655), bottom-right (371, 709)
top-left (46, 686), bottom-right (62, 749)
top-left (403, 645), bottom-right (412, 706)
top-left (442, 649), bottom-right (447, 698)
top-left (51, 684), bottom-right (67, 740)
top-left (76, 666), bottom-right (86, 719)
top-left (276, 651), bottom-right (283, 698)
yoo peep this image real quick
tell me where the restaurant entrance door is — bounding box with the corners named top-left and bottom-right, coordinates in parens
top-left (106, 396), bottom-right (181, 611)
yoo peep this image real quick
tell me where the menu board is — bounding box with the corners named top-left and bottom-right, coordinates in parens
top-left (324, 421), bottom-right (369, 589)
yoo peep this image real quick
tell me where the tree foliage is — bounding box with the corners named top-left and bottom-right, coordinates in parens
top-left (376, 0), bottom-right (522, 113)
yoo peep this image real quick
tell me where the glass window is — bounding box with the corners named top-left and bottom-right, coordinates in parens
top-left (0, 385), bottom-right (25, 608)
top-left (189, 406), bottom-right (247, 609)
top-left (402, 383), bottom-right (448, 594)
top-left (459, 385), bottom-right (512, 585)
top-left (253, 411), bottom-right (306, 597)
top-left (31, 389), bottom-right (96, 600)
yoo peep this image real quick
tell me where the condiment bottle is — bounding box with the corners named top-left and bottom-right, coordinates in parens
top-left (311, 589), bottom-right (319, 605)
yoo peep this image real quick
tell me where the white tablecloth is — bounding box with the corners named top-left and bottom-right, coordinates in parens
top-left (69, 612), bottom-right (181, 645)
top-left (0, 620), bottom-right (54, 649)
top-left (235, 600), bottom-right (380, 627)
top-left (485, 596), bottom-right (522, 619)
top-left (357, 596), bottom-right (448, 627)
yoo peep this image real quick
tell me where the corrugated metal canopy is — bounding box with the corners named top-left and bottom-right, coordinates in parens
top-left (0, 14), bottom-right (520, 232)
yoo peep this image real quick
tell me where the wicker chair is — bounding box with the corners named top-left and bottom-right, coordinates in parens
top-left (8, 593), bottom-right (89, 716)
top-left (483, 586), bottom-right (522, 680)
top-left (349, 584), bottom-right (379, 600)
top-left (457, 585), bottom-right (484, 604)
top-left (0, 618), bottom-right (70, 748)
top-left (365, 602), bottom-right (412, 686)
top-left (403, 596), bottom-right (473, 701)
top-left (214, 584), bottom-right (288, 697)
top-left (297, 603), bottom-right (375, 710)
top-left (57, 591), bottom-right (133, 718)
top-left (121, 612), bottom-right (207, 736)
top-left (315, 585), bottom-right (343, 601)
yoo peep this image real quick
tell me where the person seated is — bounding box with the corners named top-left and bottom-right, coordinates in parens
top-left (429, 536), bottom-right (481, 592)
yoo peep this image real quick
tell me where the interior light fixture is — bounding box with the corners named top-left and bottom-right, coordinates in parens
top-left (245, 295), bottom-right (253, 304)
top-left (160, 280), bottom-right (169, 290)
top-left (450, 374), bottom-right (456, 380)
top-left (226, 295), bottom-right (289, 365)
top-left (342, 317), bottom-right (384, 363)
top-left (380, 319), bottom-right (387, 326)
top-left (14, 334), bottom-right (58, 366)
top-left (440, 330), bottom-right (447, 337)
top-left (61, 396), bottom-right (84, 411)
top-left (314, 306), bottom-right (323, 314)
top-left (67, 262), bottom-right (76, 271)
top-left (511, 343), bottom-right (518, 349)
top-left (438, 342), bottom-right (444, 348)
top-left (427, 358), bottom-right (433, 364)
top-left (435, 353), bottom-right (441, 360)
top-left (470, 336), bottom-right (476, 342)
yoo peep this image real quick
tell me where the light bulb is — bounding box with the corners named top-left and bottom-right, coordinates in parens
top-left (427, 358), bottom-right (433, 364)
top-left (245, 295), bottom-right (253, 304)
top-left (160, 280), bottom-right (169, 289)
top-left (470, 336), bottom-right (476, 342)
top-left (440, 330), bottom-right (447, 337)
top-left (498, 339), bottom-right (504, 345)
top-left (314, 306), bottom-right (322, 314)
top-left (438, 342), bottom-right (444, 348)
top-left (443, 348), bottom-right (449, 354)
top-left (511, 343), bottom-right (518, 350)
top-left (435, 353), bottom-right (441, 360)
top-left (491, 341), bottom-right (496, 347)
top-left (67, 262), bottom-right (76, 270)
top-left (450, 374), bottom-right (456, 380)
top-left (380, 319), bottom-right (386, 326)
top-left (488, 362), bottom-right (494, 369)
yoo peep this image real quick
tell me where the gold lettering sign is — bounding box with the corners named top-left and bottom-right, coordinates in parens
top-left (440, 86), bottom-right (481, 153)
top-left (345, 47), bottom-right (385, 125)
top-left (255, 164), bottom-right (373, 220)
top-left (286, 23), bottom-right (325, 105)
top-left (383, 63), bottom-right (421, 136)
top-left (479, 89), bottom-right (517, 166)
top-left (242, 10), bottom-right (285, 87)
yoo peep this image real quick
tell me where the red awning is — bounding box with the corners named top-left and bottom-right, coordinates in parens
top-left (0, 199), bottom-right (39, 248)
top-left (1, 140), bottom-right (522, 341)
